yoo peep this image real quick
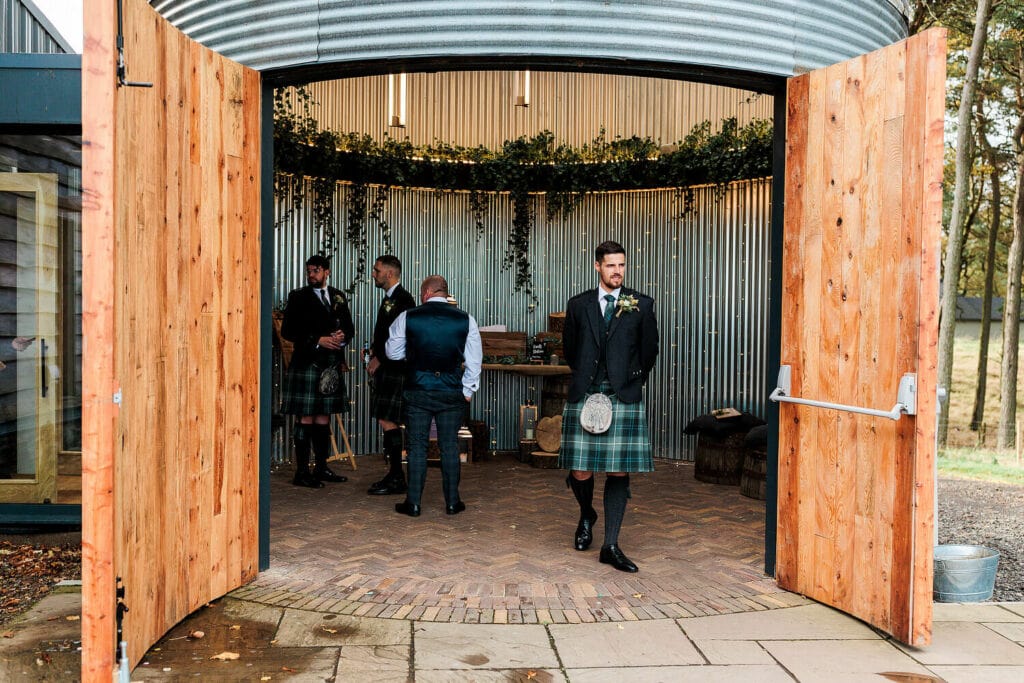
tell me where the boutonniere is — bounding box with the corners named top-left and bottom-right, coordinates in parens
top-left (382, 299), bottom-right (395, 314)
top-left (615, 294), bottom-right (639, 317)
top-left (331, 293), bottom-right (346, 311)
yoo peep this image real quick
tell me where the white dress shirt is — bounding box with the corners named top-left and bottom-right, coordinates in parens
top-left (385, 296), bottom-right (482, 399)
top-left (598, 285), bottom-right (622, 316)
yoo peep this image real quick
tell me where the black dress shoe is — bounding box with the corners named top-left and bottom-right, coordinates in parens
top-left (574, 511), bottom-right (598, 551)
top-left (314, 467), bottom-right (348, 483)
top-left (599, 544), bottom-right (638, 573)
top-left (292, 472), bottom-right (324, 488)
top-left (445, 501), bottom-right (466, 515)
top-left (367, 477), bottom-right (407, 495)
top-left (395, 501), bottom-right (421, 517)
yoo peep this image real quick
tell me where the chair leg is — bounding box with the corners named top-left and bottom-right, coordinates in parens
top-left (336, 413), bottom-right (357, 470)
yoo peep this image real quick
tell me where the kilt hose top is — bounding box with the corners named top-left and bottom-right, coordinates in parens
top-left (280, 284), bottom-right (356, 416)
top-left (369, 283), bottom-right (416, 423)
top-left (559, 286), bottom-right (659, 473)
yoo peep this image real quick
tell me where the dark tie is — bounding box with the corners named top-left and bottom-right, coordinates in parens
top-left (603, 294), bottom-right (616, 327)
top-left (319, 289), bottom-right (331, 309)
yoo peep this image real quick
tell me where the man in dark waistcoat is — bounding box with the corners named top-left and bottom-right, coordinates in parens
top-left (559, 240), bottom-right (659, 572)
top-left (280, 255), bottom-right (356, 488)
top-left (386, 275), bottom-right (482, 517)
top-left (365, 255), bottom-right (417, 495)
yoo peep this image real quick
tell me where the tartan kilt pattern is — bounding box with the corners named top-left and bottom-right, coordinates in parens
top-left (370, 365), bottom-right (406, 423)
top-left (281, 356), bottom-right (350, 416)
top-left (558, 393), bottom-right (654, 473)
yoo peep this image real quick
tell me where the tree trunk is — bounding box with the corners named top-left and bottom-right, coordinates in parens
top-left (997, 109), bottom-right (1024, 449)
top-left (938, 0), bottom-right (993, 445)
top-left (971, 124), bottom-right (1001, 433)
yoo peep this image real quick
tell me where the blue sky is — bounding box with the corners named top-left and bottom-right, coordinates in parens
top-left (33, 0), bottom-right (83, 53)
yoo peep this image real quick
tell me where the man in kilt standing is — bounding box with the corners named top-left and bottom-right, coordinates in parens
top-left (365, 255), bottom-right (417, 495)
top-left (560, 240), bottom-right (659, 572)
top-left (281, 255), bottom-right (356, 488)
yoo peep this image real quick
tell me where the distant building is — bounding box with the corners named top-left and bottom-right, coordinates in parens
top-left (0, 0), bottom-right (74, 54)
top-left (956, 297), bottom-right (1024, 322)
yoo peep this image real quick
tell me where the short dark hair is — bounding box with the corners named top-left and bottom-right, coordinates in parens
top-left (595, 241), bottom-right (625, 262)
top-left (375, 255), bottom-right (402, 273)
top-left (306, 254), bottom-right (331, 270)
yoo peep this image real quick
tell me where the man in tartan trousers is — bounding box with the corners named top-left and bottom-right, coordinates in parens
top-left (281, 255), bottom-right (356, 488)
top-left (559, 240), bottom-right (659, 572)
top-left (365, 255), bottom-right (417, 495)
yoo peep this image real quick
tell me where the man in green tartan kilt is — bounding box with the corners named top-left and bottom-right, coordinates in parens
top-left (281, 255), bottom-right (356, 488)
top-left (365, 256), bottom-right (417, 495)
top-left (559, 240), bottom-right (659, 572)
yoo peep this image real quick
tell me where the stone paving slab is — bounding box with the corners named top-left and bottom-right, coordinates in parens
top-left (549, 620), bottom-right (703, 668)
top-left (762, 639), bottom-right (934, 682)
top-left (983, 621), bottom-right (1024, 643)
top-left (413, 623), bottom-right (559, 670)
top-left (565, 665), bottom-right (795, 682)
top-left (692, 638), bottom-right (777, 665)
top-left (417, 669), bottom-right (566, 682)
top-left (933, 603), bottom-right (1024, 622)
top-left (274, 609), bottom-right (411, 647)
top-left (927, 665), bottom-right (1024, 682)
top-left (896, 621), bottom-right (1024, 665)
top-left (679, 603), bottom-right (880, 641)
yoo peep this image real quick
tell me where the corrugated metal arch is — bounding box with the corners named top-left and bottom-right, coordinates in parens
top-left (150, 1), bottom-right (907, 86)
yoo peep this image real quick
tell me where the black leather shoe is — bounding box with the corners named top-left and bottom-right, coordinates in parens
top-left (367, 477), bottom-right (407, 495)
top-left (445, 501), bottom-right (466, 515)
top-left (599, 544), bottom-right (638, 573)
top-left (574, 511), bottom-right (598, 551)
top-left (314, 467), bottom-right (348, 483)
top-left (395, 501), bottom-right (421, 517)
top-left (292, 472), bottom-right (324, 488)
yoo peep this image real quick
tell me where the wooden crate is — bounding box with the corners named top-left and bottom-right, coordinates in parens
top-left (480, 331), bottom-right (527, 359)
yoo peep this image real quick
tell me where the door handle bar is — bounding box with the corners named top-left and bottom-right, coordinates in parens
top-left (768, 365), bottom-right (917, 420)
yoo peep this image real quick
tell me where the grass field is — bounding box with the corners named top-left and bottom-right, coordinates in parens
top-left (942, 322), bottom-right (1024, 484)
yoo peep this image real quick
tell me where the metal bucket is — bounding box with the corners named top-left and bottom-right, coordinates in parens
top-left (933, 544), bottom-right (1000, 602)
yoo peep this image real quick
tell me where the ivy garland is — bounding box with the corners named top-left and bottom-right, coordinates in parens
top-left (273, 87), bottom-right (773, 298)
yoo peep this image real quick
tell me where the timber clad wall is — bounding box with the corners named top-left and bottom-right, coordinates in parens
top-left (776, 30), bottom-right (943, 646)
top-left (83, 0), bottom-right (261, 673)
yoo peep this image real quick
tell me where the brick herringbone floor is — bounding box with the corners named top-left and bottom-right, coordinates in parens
top-left (232, 456), bottom-right (808, 623)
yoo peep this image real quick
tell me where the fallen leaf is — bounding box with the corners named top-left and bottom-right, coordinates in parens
top-left (162, 667), bottom-right (172, 672)
top-left (269, 639), bottom-right (278, 645)
top-left (260, 677), bottom-right (272, 681)
top-left (632, 593), bottom-right (644, 599)
top-left (35, 658), bottom-right (45, 666)
top-left (229, 624), bottom-right (241, 631)
top-left (210, 651), bottom-right (240, 661)
top-left (65, 615), bottom-right (80, 621)
top-left (527, 671), bottom-right (538, 679)
top-left (46, 616), bottom-right (58, 622)
top-left (189, 630), bottom-right (205, 639)
top-left (281, 666), bottom-right (297, 672)
top-left (2, 631), bottom-right (14, 638)
top-left (321, 627), bottom-right (338, 634)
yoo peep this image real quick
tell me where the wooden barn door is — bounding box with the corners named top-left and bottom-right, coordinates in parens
top-left (775, 28), bottom-right (944, 646)
top-left (82, 0), bottom-right (261, 677)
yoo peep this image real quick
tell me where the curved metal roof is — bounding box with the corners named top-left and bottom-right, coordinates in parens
top-left (150, 1), bottom-right (907, 85)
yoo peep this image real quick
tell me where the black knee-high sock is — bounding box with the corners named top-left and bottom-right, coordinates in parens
top-left (603, 475), bottom-right (630, 547)
top-left (311, 424), bottom-right (332, 470)
top-left (293, 424), bottom-right (311, 474)
top-left (567, 474), bottom-right (596, 521)
top-left (383, 428), bottom-right (405, 481)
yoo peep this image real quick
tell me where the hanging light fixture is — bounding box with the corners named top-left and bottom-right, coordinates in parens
top-left (388, 72), bottom-right (407, 127)
top-left (514, 70), bottom-right (531, 107)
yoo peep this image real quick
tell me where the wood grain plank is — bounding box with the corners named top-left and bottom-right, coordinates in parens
top-left (910, 27), bottom-right (946, 647)
top-left (777, 73), bottom-right (809, 591)
top-left (835, 53), bottom-right (864, 615)
top-left (891, 30), bottom-right (927, 643)
top-left (81, 0), bottom-right (119, 675)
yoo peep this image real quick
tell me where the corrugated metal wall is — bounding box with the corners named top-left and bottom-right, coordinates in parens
top-left (1, 0), bottom-right (72, 53)
top-left (272, 179), bottom-right (772, 462)
top-left (151, 0), bottom-right (906, 79)
top-left (299, 73), bottom-right (773, 149)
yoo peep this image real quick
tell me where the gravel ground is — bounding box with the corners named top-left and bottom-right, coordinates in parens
top-left (938, 477), bottom-right (1024, 601)
top-left (0, 479), bottom-right (1020, 626)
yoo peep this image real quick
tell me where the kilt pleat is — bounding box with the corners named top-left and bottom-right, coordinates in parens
top-left (558, 392), bottom-right (653, 473)
top-left (281, 356), bottom-right (350, 416)
top-left (370, 366), bottom-right (406, 423)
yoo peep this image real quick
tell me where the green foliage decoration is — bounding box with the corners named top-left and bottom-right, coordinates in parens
top-left (274, 87), bottom-right (773, 298)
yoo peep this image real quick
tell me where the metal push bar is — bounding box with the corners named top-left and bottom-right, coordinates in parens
top-left (768, 365), bottom-right (917, 420)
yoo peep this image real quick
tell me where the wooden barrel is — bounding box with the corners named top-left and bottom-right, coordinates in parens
top-left (694, 432), bottom-right (746, 485)
top-left (541, 375), bottom-right (570, 417)
top-left (740, 447), bottom-right (767, 500)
